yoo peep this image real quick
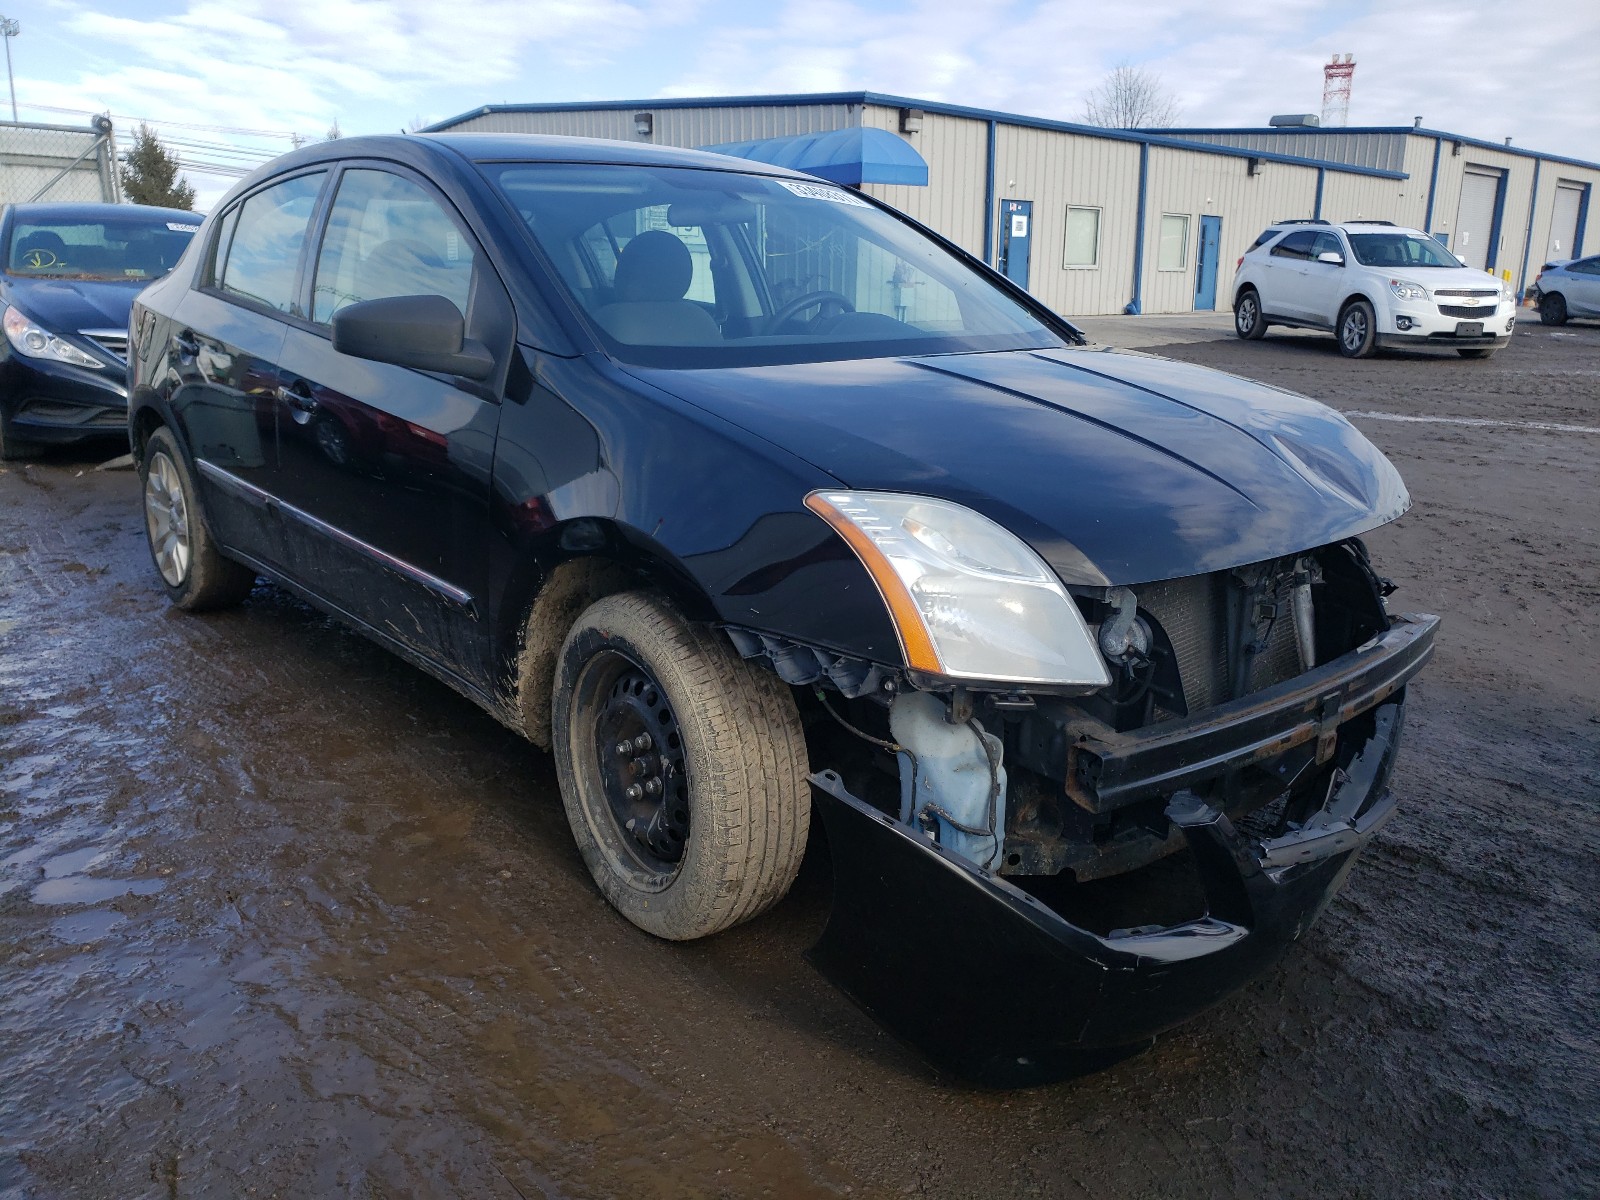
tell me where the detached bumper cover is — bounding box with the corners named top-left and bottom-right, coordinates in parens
top-left (807, 613), bottom-right (1436, 1087)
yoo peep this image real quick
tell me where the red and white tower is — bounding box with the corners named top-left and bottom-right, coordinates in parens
top-left (1322, 54), bottom-right (1356, 127)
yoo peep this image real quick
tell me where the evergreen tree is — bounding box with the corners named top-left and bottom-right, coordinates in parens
top-left (120, 124), bottom-right (198, 209)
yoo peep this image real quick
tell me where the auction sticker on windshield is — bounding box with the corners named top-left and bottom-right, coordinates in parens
top-left (777, 180), bottom-right (872, 207)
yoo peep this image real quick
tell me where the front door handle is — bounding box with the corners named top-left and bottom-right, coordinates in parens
top-left (276, 384), bottom-right (318, 415)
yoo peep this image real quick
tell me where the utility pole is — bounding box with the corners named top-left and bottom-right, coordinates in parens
top-left (1, 17), bottom-right (18, 123)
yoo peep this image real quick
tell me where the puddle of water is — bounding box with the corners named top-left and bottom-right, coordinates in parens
top-left (49, 908), bottom-right (126, 943)
top-left (42, 846), bottom-right (107, 879)
top-left (31, 876), bottom-right (165, 905)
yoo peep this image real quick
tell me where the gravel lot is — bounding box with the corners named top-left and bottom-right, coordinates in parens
top-left (2, 314), bottom-right (1596, 1198)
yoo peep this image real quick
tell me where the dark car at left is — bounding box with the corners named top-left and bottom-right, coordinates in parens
top-left (0, 201), bottom-right (201, 458)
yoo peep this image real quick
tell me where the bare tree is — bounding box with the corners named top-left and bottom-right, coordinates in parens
top-left (1082, 64), bottom-right (1181, 129)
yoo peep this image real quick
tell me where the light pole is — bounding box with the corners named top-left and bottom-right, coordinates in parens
top-left (0, 17), bottom-right (18, 124)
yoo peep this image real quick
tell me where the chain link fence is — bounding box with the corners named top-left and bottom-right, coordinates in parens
top-left (0, 117), bottom-right (121, 205)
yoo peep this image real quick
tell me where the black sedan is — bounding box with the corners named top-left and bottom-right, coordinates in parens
top-left (127, 135), bottom-right (1437, 1085)
top-left (0, 201), bottom-right (201, 457)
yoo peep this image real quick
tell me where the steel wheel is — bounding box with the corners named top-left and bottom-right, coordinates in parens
top-left (144, 448), bottom-right (192, 587)
top-left (1539, 292), bottom-right (1568, 326)
top-left (552, 591), bottom-right (810, 940)
top-left (590, 657), bottom-right (691, 875)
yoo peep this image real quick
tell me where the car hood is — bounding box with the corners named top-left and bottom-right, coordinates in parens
top-left (1395, 266), bottom-right (1502, 288)
top-left (626, 346), bottom-right (1410, 586)
top-left (1, 276), bottom-right (146, 332)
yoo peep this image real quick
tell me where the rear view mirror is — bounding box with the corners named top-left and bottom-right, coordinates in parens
top-left (666, 197), bottom-right (757, 226)
top-left (1316, 251), bottom-right (1345, 265)
top-left (332, 294), bottom-right (494, 380)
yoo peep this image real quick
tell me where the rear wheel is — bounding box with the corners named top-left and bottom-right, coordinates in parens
top-left (140, 426), bottom-right (256, 611)
top-left (1539, 292), bottom-right (1568, 326)
top-left (552, 591), bottom-right (810, 940)
top-left (1456, 348), bottom-right (1496, 359)
top-left (1234, 289), bottom-right (1267, 340)
top-left (1337, 299), bottom-right (1377, 358)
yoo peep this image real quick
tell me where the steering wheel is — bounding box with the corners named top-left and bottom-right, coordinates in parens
top-left (765, 289), bottom-right (854, 333)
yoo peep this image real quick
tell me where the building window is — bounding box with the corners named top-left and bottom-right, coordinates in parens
top-left (1063, 206), bottom-right (1100, 268)
top-left (1158, 214), bottom-right (1190, 271)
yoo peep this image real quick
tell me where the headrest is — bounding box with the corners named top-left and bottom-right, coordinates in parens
top-left (613, 230), bottom-right (693, 303)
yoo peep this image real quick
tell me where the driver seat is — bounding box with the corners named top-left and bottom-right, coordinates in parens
top-left (595, 230), bottom-right (720, 345)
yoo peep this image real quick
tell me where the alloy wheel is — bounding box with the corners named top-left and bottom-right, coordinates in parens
top-left (1341, 307), bottom-right (1368, 352)
top-left (143, 450), bottom-right (191, 587)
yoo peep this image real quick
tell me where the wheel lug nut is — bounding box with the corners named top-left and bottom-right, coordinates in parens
top-left (644, 777), bottom-right (662, 795)
top-left (633, 734), bottom-right (652, 752)
top-left (615, 741), bottom-right (631, 756)
top-left (625, 783), bottom-right (644, 801)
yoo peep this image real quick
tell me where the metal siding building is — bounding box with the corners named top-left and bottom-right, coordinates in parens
top-left (428, 96), bottom-right (1599, 316)
top-left (1165, 125), bottom-right (1600, 292)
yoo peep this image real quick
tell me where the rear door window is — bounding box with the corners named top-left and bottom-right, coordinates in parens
top-left (217, 172), bottom-right (327, 316)
top-left (1270, 231), bottom-right (1317, 260)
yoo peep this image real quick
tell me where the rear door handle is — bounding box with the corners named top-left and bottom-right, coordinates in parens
top-left (276, 384), bottom-right (318, 415)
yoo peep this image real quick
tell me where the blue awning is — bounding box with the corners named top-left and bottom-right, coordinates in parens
top-left (700, 127), bottom-right (929, 187)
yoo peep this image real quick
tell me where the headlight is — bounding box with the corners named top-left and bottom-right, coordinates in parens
top-left (1388, 279), bottom-right (1428, 302)
top-left (806, 490), bottom-right (1111, 689)
top-left (2, 305), bottom-right (103, 368)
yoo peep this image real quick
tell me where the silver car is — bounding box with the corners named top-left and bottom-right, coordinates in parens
top-left (1534, 255), bottom-right (1600, 325)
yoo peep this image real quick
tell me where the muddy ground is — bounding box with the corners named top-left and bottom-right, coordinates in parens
top-left (2, 318), bottom-right (1597, 1199)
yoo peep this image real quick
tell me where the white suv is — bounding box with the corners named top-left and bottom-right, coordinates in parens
top-left (1231, 220), bottom-right (1515, 359)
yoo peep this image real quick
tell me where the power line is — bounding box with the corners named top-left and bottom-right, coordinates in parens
top-left (21, 100), bottom-right (304, 141)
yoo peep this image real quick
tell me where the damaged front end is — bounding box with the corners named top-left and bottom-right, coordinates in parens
top-left (731, 537), bottom-right (1437, 1087)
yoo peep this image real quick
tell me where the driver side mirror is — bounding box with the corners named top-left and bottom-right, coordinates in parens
top-left (1316, 251), bottom-right (1345, 266)
top-left (331, 294), bottom-right (495, 381)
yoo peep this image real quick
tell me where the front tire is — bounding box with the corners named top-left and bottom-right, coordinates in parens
top-left (1234, 289), bottom-right (1267, 340)
top-left (1337, 299), bottom-right (1377, 358)
top-left (1539, 293), bottom-right (1568, 326)
top-left (140, 426), bottom-right (256, 611)
top-left (552, 591), bottom-right (810, 940)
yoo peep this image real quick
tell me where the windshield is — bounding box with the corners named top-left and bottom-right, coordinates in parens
top-left (6, 212), bottom-right (200, 282)
top-left (1347, 232), bottom-right (1462, 270)
top-left (487, 163), bottom-right (1066, 368)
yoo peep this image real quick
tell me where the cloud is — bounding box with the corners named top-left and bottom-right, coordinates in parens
top-left (13, 0), bottom-right (1597, 212)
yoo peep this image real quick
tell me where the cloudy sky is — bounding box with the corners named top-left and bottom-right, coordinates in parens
top-left (8, 0), bottom-right (1599, 208)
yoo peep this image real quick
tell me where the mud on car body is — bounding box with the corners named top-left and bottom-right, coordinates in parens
top-left (127, 134), bottom-right (1437, 1086)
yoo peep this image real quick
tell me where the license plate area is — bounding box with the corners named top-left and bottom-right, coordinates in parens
top-left (1455, 321), bottom-right (1484, 336)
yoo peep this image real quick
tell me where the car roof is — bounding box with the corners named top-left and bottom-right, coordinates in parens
top-left (4, 201), bottom-right (203, 222)
top-left (415, 132), bottom-right (817, 178)
top-left (252, 132), bottom-right (819, 181)
top-left (1259, 220), bottom-right (1428, 238)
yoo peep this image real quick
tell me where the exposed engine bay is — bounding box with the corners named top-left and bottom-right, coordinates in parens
top-left (728, 537), bottom-right (1438, 1084)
